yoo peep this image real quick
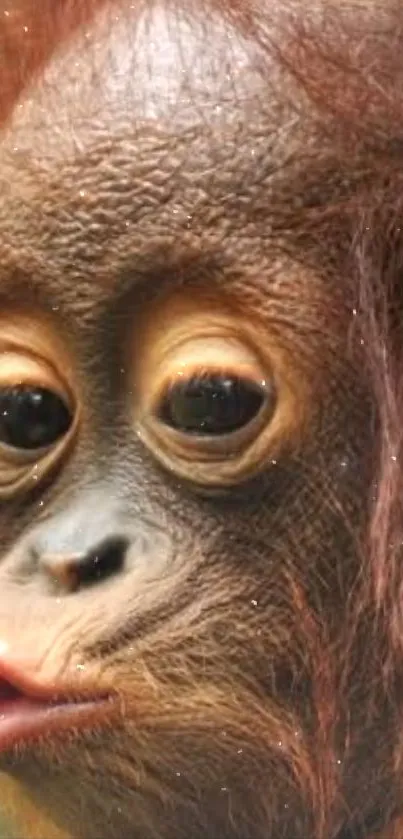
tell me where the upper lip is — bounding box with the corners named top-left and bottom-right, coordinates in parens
top-left (0, 655), bottom-right (106, 705)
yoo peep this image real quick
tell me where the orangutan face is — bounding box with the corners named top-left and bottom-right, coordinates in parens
top-left (0, 2), bottom-right (399, 839)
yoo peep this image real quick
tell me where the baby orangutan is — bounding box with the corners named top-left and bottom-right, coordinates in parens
top-left (0, 0), bottom-right (403, 837)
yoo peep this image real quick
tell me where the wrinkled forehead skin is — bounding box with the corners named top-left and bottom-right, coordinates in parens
top-left (0, 0), bottom-right (296, 313)
top-left (0, 0), bottom-right (396, 315)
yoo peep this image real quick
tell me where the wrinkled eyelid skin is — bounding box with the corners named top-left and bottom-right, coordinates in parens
top-left (128, 291), bottom-right (317, 486)
top-left (0, 312), bottom-right (80, 499)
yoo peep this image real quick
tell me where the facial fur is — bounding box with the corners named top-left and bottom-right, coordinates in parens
top-left (0, 2), bottom-right (401, 838)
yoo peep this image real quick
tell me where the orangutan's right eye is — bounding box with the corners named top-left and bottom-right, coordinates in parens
top-left (0, 385), bottom-right (72, 451)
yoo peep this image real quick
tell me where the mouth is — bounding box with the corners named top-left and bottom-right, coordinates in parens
top-left (0, 661), bottom-right (112, 752)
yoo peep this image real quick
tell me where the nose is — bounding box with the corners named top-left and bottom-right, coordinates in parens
top-left (40, 536), bottom-right (129, 593)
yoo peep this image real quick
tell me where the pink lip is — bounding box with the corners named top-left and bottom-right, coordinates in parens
top-left (0, 660), bottom-right (112, 752)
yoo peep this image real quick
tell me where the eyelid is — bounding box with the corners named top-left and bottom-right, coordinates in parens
top-left (147, 336), bottom-right (270, 408)
top-left (130, 293), bottom-right (313, 486)
top-left (0, 312), bottom-right (78, 409)
top-left (134, 331), bottom-right (277, 475)
top-left (0, 352), bottom-right (72, 404)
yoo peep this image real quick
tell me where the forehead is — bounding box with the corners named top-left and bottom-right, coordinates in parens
top-left (8, 4), bottom-right (267, 152)
top-left (0, 0), bottom-right (391, 315)
top-left (0, 2), bottom-right (290, 306)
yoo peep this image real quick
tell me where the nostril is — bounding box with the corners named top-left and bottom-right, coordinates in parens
top-left (40, 536), bottom-right (129, 592)
top-left (77, 537), bottom-right (128, 588)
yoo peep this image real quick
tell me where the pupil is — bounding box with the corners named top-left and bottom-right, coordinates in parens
top-left (0, 386), bottom-right (72, 450)
top-left (160, 374), bottom-right (265, 435)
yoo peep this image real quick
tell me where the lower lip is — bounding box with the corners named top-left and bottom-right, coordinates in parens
top-left (0, 696), bottom-right (110, 752)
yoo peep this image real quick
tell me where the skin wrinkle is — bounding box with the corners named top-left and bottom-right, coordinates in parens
top-left (0, 1), bottom-right (400, 839)
top-left (0, 7), bottom-right (359, 286)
